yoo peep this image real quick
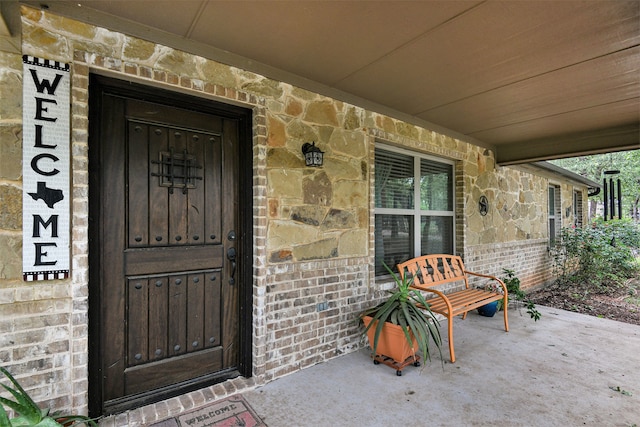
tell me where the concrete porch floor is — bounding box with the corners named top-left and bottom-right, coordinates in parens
top-left (243, 306), bottom-right (639, 426)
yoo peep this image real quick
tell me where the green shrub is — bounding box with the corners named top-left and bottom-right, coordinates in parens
top-left (552, 219), bottom-right (640, 291)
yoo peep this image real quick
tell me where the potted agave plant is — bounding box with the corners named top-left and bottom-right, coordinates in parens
top-left (361, 263), bottom-right (442, 375)
top-left (0, 366), bottom-right (98, 426)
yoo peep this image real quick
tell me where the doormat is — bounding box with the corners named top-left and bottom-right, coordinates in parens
top-left (151, 395), bottom-right (266, 427)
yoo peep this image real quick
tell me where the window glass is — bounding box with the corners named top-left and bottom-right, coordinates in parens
top-left (573, 190), bottom-right (583, 227)
top-left (421, 216), bottom-right (453, 254)
top-left (374, 214), bottom-right (414, 272)
top-left (375, 150), bottom-right (414, 210)
top-left (420, 160), bottom-right (452, 211)
top-left (548, 185), bottom-right (560, 246)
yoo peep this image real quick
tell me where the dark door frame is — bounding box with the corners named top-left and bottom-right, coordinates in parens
top-left (87, 74), bottom-right (253, 416)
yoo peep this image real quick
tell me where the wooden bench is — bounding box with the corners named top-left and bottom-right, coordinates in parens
top-left (397, 254), bottom-right (509, 363)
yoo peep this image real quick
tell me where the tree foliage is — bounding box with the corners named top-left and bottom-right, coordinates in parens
top-left (551, 150), bottom-right (640, 220)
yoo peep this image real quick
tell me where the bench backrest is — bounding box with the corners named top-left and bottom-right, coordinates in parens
top-left (397, 254), bottom-right (469, 289)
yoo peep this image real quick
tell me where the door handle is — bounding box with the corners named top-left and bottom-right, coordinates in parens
top-left (227, 247), bottom-right (237, 285)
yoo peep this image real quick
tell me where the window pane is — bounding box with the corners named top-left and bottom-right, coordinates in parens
top-left (548, 187), bottom-right (555, 215)
top-left (375, 150), bottom-right (414, 209)
top-left (420, 160), bottom-right (453, 211)
top-left (574, 191), bottom-right (583, 227)
top-left (421, 216), bottom-right (453, 255)
top-left (374, 214), bottom-right (414, 275)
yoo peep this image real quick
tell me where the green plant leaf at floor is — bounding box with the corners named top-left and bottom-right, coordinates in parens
top-left (609, 386), bottom-right (632, 396)
top-left (0, 367), bottom-right (97, 427)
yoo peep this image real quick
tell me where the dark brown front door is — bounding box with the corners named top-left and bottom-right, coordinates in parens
top-left (88, 76), bottom-right (252, 415)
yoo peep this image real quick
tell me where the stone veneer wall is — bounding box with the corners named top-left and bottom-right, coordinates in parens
top-left (0, 6), bottom-right (590, 426)
top-left (465, 165), bottom-right (548, 245)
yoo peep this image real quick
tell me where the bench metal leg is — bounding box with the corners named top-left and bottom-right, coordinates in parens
top-left (503, 295), bottom-right (509, 332)
top-left (447, 316), bottom-right (455, 363)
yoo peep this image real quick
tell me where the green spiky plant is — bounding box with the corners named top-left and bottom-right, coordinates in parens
top-left (361, 263), bottom-right (442, 364)
top-left (0, 367), bottom-right (97, 427)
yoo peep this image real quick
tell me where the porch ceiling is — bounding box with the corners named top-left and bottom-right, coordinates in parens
top-left (8, 1), bottom-right (640, 164)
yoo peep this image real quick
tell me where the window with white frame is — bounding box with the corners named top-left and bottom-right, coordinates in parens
top-left (374, 145), bottom-right (454, 276)
top-left (548, 185), bottom-right (561, 246)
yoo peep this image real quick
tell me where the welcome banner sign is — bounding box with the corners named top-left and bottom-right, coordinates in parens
top-left (22, 55), bottom-right (70, 281)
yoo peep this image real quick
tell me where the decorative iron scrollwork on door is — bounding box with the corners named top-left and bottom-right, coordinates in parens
top-left (151, 147), bottom-right (203, 194)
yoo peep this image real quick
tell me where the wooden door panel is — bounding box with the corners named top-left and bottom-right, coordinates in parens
top-left (147, 276), bottom-right (169, 362)
top-left (124, 348), bottom-right (223, 396)
top-left (127, 277), bottom-right (149, 366)
top-left (126, 98), bottom-right (224, 133)
top-left (203, 134), bottom-right (222, 245)
top-left (124, 246), bottom-right (223, 275)
top-left (187, 131), bottom-right (206, 245)
top-left (167, 129), bottom-right (188, 246)
top-left (127, 123), bottom-right (150, 247)
top-left (205, 271), bottom-right (222, 349)
top-left (148, 126), bottom-right (169, 247)
top-left (167, 275), bottom-right (187, 358)
top-left (186, 273), bottom-right (204, 352)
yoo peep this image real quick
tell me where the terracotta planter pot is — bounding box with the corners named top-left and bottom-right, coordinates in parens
top-left (363, 316), bottom-right (418, 364)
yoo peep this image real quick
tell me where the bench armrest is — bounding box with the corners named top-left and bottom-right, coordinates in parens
top-left (464, 270), bottom-right (508, 296)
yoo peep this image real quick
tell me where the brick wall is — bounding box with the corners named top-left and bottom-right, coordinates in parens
top-left (260, 257), bottom-right (371, 382)
top-left (465, 239), bottom-right (554, 290)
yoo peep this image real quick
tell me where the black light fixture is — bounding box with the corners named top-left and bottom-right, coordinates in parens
top-left (301, 142), bottom-right (324, 167)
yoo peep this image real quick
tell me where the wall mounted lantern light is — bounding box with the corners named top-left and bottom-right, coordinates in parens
top-left (301, 142), bottom-right (324, 167)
